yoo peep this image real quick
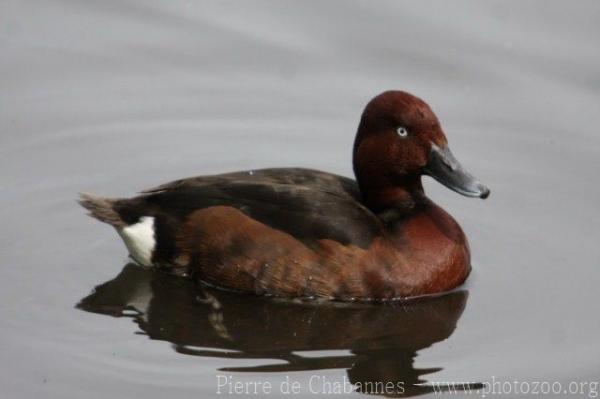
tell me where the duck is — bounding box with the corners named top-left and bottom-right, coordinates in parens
top-left (79, 90), bottom-right (489, 301)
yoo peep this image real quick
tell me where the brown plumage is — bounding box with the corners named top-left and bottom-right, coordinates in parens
top-left (79, 90), bottom-right (490, 301)
top-left (78, 193), bottom-right (124, 227)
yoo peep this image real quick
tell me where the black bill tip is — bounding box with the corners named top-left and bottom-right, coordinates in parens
top-left (479, 185), bottom-right (490, 199)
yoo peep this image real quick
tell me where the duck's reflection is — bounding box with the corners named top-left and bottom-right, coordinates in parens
top-left (78, 264), bottom-right (471, 397)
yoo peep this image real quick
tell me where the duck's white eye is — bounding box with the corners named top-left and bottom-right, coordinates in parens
top-left (397, 126), bottom-right (409, 137)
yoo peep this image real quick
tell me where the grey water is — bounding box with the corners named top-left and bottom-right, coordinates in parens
top-left (1, 1), bottom-right (600, 398)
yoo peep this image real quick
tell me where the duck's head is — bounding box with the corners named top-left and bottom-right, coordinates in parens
top-left (353, 90), bottom-right (490, 211)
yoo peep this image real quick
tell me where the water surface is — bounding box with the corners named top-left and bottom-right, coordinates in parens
top-left (1, 1), bottom-right (599, 398)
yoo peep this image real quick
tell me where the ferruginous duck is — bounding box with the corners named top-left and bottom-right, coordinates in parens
top-left (79, 90), bottom-right (489, 301)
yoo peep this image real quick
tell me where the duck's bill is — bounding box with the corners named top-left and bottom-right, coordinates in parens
top-left (424, 144), bottom-right (490, 199)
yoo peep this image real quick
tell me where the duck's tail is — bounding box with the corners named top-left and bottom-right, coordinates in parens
top-left (78, 193), bottom-right (126, 227)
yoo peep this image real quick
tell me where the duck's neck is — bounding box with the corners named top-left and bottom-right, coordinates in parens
top-left (358, 175), bottom-right (425, 215)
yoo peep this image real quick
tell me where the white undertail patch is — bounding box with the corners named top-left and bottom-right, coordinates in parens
top-left (117, 216), bottom-right (156, 267)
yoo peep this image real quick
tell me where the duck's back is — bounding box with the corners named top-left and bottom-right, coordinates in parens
top-left (141, 168), bottom-right (383, 247)
top-left (81, 169), bottom-right (387, 292)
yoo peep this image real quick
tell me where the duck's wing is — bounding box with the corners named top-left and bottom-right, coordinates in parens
top-left (99, 169), bottom-right (388, 297)
top-left (141, 168), bottom-right (361, 202)
top-left (131, 168), bottom-right (383, 250)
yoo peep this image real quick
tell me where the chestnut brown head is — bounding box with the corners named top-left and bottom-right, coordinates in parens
top-left (353, 91), bottom-right (489, 210)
